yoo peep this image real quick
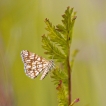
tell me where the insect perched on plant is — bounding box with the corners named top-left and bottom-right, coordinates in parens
top-left (21, 50), bottom-right (55, 80)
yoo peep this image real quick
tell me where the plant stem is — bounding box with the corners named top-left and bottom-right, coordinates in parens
top-left (67, 40), bottom-right (72, 105)
top-left (67, 54), bottom-right (71, 105)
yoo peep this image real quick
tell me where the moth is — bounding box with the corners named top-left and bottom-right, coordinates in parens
top-left (21, 50), bottom-right (54, 80)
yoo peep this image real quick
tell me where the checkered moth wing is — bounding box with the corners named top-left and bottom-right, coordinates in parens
top-left (21, 50), bottom-right (54, 80)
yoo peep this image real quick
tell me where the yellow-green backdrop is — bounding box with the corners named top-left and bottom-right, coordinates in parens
top-left (0, 0), bottom-right (106, 106)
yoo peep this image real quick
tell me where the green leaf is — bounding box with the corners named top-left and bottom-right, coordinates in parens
top-left (70, 49), bottom-right (79, 68)
top-left (42, 35), bottom-right (66, 62)
top-left (45, 19), bottom-right (68, 54)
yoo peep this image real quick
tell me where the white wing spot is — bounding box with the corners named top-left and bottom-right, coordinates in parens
top-left (37, 57), bottom-right (40, 61)
top-left (26, 65), bottom-right (31, 69)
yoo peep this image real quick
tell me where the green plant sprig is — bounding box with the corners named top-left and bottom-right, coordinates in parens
top-left (42, 7), bottom-right (78, 106)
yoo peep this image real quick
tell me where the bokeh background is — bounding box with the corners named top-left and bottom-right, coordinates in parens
top-left (0, 0), bottom-right (106, 106)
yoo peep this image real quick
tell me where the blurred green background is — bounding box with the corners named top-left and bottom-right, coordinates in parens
top-left (0, 0), bottom-right (106, 106)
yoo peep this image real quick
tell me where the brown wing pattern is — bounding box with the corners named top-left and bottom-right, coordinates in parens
top-left (21, 50), bottom-right (49, 79)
